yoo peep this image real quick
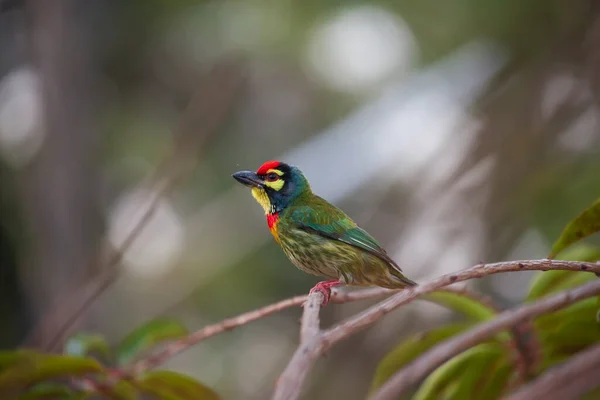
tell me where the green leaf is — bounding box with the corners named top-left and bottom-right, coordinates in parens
top-left (477, 361), bottom-right (513, 400)
top-left (421, 291), bottom-right (511, 342)
top-left (553, 243), bottom-right (600, 262)
top-left (116, 319), bottom-right (188, 365)
top-left (439, 358), bottom-right (512, 400)
top-left (527, 270), bottom-right (596, 301)
top-left (108, 380), bottom-right (139, 400)
top-left (0, 351), bottom-right (36, 373)
top-left (536, 297), bottom-right (597, 329)
top-left (0, 354), bottom-right (103, 394)
top-left (413, 343), bottom-right (505, 400)
top-left (530, 243), bottom-right (600, 303)
top-left (18, 382), bottom-right (74, 399)
top-left (64, 333), bottom-right (111, 360)
top-left (549, 197), bottom-right (600, 258)
top-left (538, 351), bottom-right (571, 372)
top-left (422, 290), bottom-right (497, 322)
top-left (538, 313), bottom-right (600, 370)
top-left (139, 370), bottom-right (220, 400)
top-left (582, 385), bottom-right (600, 400)
top-left (370, 323), bottom-right (472, 392)
top-left (536, 297), bottom-right (600, 371)
top-left (540, 313), bottom-right (600, 344)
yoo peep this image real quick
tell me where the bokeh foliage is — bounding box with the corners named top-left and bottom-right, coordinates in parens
top-left (370, 195), bottom-right (600, 399)
top-left (0, 318), bottom-right (219, 399)
top-left (2, 193), bottom-right (600, 399)
top-left (2, 0), bottom-right (600, 399)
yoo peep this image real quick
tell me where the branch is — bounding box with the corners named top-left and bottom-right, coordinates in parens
top-left (300, 293), bottom-right (324, 342)
top-left (132, 286), bottom-right (396, 374)
top-left (503, 342), bottom-right (600, 400)
top-left (369, 279), bottom-right (600, 400)
top-left (28, 58), bottom-right (246, 351)
top-left (426, 287), bottom-right (539, 384)
top-left (130, 283), bottom-right (527, 379)
top-left (272, 292), bottom-right (325, 400)
top-left (272, 259), bottom-right (600, 400)
top-left (132, 295), bottom-right (308, 375)
top-left (323, 260), bottom-right (598, 346)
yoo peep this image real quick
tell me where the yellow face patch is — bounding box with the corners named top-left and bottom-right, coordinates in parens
top-left (264, 179), bottom-right (284, 191)
top-left (263, 168), bottom-right (285, 191)
top-left (251, 187), bottom-right (272, 214)
top-left (250, 168), bottom-right (286, 213)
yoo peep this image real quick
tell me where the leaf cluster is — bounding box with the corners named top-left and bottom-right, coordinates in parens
top-left (0, 319), bottom-right (219, 399)
top-left (370, 197), bottom-right (600, 399)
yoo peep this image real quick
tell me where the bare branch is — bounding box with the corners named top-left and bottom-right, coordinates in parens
top-left (323, 259), bottom-right (598, 346)
top-left (28, 58), bottom-right (246, 351)
top-left (504, 342), bottom-right (600, 400)
top-left (272, 259), bottom-right (600, 400)
top-left (132, 295), bottom-right (308, 374)
top-left (369, 279), bottom-right (600, 400)
top-left (132, 286), bottom-right (396, 374)
top-left (272, 291), bottom-right (325, 400)
top-left (129, 281), bottom-right (530, 379)
top-left (299, 293), bottom-right (324, 343)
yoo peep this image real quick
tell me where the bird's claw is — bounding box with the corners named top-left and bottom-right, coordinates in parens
top-left (309, 285), bottom-right (331, 306)
top-left (304, 280), bottom-right (341, 307)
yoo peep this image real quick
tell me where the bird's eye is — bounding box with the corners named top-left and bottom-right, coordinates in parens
top-left (266, 172), bottom-right (279, 182)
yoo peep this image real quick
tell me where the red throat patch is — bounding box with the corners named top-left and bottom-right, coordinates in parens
top-left (267, 213), bottom-right (280, 243)
top-left (257, 160), bottom-right (281, 175)
top-left (267, 213), bottom-right (279, 229)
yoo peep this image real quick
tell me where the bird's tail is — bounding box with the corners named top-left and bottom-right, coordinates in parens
top-left (386, 258), bottom-right (417, 287)
top-left (390, 268), bottom-right (418, 287)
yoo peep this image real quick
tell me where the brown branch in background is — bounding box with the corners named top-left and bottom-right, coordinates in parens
top-left (429, 287), bottom-right (538, 384)
top-left (23, 0), bottom-right (103, 351)
top-left (27, 57), bottom-right (247, 351)
top-left (369, 279), bottom-right (600, 400)
top-left (271, 259), bottom-right (600, 400)
top-left (506, 319), bottom-right (541, 388)
top-left (503, 342), bottom-right (600, 400)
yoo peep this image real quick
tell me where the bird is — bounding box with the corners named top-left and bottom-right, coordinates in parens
top-left (232, 160), bottom-right (416, 305)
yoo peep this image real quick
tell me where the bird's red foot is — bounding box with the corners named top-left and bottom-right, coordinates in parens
top-left (307, 280), bottom-right (341, 307)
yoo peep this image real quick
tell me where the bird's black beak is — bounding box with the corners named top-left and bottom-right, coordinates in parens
top-left (232, 170), bottom-right (264, 188)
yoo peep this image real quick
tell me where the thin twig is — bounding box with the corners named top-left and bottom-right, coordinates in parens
top-left (28, 58), bottom-right (246, 351)
top-left (132, 295), bottom-right (307, 375)
top-left (132, 287), bottom-right (395, 374)
top-left (272, 259), bottom-right (600, 400)
top-left (503, 342), bottom-right (600, 400)
top-left (323, 260), bottom-right (598, 346)
top-left (370, 279), bottom-right (600, 400)
top-left (130, 286), bottom-right (513, 377)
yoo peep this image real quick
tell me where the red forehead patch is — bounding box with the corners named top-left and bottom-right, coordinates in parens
top-left (257, 160), bottom-right (281, 175)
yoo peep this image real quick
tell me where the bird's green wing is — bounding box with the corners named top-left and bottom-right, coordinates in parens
top-left (287, 196), bottom-right (406, 272)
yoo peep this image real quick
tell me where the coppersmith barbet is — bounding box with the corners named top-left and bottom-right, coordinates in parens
top-left (232, 160), bottom-right (416, 305)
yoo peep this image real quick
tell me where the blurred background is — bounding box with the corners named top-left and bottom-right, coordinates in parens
top-left (1, 0), bottom-right (600, 399)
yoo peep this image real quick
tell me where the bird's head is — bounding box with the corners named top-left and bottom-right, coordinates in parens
top-left (232, 160), bottom-right (311, 214)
